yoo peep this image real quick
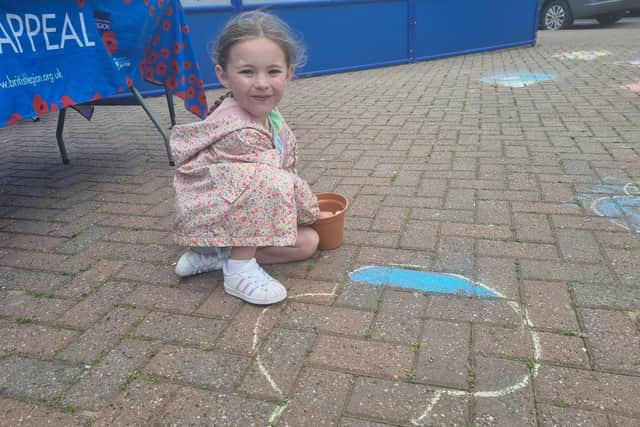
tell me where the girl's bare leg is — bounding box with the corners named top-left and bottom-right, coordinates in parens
top-left (229, 246), bottom-right (257, 260)
top-left (255, 226), bottom-right (319, 264)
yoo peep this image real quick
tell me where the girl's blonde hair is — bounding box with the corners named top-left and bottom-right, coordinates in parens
top-left (213, 10), bottom-right (306, 70)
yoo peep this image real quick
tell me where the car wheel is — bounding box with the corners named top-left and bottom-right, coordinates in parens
top-left (540, 0), bottom-right (573, 30)
top-left (596, 13), bottom-right (623, 26)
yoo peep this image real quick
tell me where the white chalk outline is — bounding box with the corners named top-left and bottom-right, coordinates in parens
top-left (359, 265), bottom-right (543, 425)
top-left (253, 271), bottom-right (542, 426)
top-left (409, 283), bottom-right (542, 425)
top-left (257, 283), bottom-right (340, 426)
top-left (623, 182), bottom-right (640, 197)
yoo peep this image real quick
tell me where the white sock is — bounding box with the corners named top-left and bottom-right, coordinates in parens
top-left (224, 258), bottom-right (253, 275)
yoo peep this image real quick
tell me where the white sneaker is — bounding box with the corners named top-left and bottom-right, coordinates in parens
top-left (175, 247), bottom-right (229, 277)
top-left (223, 259), bottom-right (287, 305)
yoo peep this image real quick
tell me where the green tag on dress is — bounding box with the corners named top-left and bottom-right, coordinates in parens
top-left (267, 110), bottom-right (283, 133)
top-left (267, 110), bottom-right (284, 153)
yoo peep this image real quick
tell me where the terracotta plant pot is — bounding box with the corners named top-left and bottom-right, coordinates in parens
top-left (311, 192), bottom-right (349, 250)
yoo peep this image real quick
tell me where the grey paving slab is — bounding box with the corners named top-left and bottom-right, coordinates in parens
top-left (1, 19), bottom-right (640, 425)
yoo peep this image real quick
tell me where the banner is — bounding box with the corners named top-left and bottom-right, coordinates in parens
top-left (0, 0), bottom-right (208, 127)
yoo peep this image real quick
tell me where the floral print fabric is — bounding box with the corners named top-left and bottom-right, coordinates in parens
top-left (171, 97), bottom-right (318, 247)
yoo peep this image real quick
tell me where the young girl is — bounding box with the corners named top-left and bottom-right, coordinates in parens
top-left (170, 11), bottom-right (320, 305)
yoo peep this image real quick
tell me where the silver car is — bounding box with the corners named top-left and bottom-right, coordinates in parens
top-left (539, 0), bottom-right (639, 30)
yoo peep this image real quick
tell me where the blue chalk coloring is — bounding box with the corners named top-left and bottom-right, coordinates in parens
top-left (349, 266), bottom-right (499, 298)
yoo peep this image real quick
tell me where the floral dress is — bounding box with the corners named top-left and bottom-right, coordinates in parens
top-left (171, 97), bottom-right (319, 247)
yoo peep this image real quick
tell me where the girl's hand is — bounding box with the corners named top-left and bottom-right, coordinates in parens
top-left (318, 211), bottom-right (333, 219)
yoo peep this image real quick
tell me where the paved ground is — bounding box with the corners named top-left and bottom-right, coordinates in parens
top-left (1, 18), bottom-right (640, 427)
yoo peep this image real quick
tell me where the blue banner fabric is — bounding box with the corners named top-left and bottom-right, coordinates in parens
top-left (0, 0), bottom-right (208, 128)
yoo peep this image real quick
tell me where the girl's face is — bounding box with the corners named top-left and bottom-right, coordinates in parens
top-left (215, 37), bottom-right (294, 127)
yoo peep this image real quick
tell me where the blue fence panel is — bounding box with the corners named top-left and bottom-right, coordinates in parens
top-left (184, 0), bottom-right (410, 87)
top-left (413, 0), bottom-right (538, 61)
top-left (266, 1), bottom-right (410, 76)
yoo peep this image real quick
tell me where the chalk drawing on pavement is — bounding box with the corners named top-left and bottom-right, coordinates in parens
top-left (481, 72), bottom-right (556, 88)
top-left (347, 265), bottom-right (542, 426)
top-left (552, 50), bottom-right (611, 60)
top-left (623, 82), bottom-right (640, 92)
top-left (256, 283), bottom-right (341, 425)
top-left (252, 267), bottom-right (545, 425)
top-left (255, 267), bottom-right (548, 425)
top-left (612, 59), bottom-right (640, 66)
top-left (349, 266), bottom-right (498, 297)
top-left (570, 179), bottom-right (640, 232)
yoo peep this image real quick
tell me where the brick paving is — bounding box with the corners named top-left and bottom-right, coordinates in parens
top-left (1, 19), bottom-right (640, 426)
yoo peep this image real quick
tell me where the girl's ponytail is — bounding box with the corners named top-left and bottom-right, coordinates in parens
top-left (207, 91), bottom-right (233, 116)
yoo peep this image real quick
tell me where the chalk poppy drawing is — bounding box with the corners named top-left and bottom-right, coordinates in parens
top-left (613, 59), bottom-right (640, 66)
top-left (481, 72), bottom-right (556, 88)
top-left (246, 265), bottom-right (546, 425)
top-left (247, 265), bottom-right (545, 425)
top-left (347, 265), bottom-right (542, 426)
top-left (552, 50), bottom-right (611, 60)
top-left (623, 82), bottom-right (640, 92)
top-left (572, 179), bottom-right (640, 232)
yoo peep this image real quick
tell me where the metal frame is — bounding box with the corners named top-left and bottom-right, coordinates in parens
top-left (55, 85), bottom-right (176, 166)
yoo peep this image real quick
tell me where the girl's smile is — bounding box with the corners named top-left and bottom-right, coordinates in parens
top-left (215, 37), bottom-right (294, 127)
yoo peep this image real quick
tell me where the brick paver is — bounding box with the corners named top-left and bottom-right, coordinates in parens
top-left (1, 19), bottom-right (640, 425)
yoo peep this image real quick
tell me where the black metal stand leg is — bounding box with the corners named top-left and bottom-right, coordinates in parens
top-left (56, 108), bottom-right (69, 164)
top-left (165, 85), bottom-right (176, 128)
top-left (130, 85), bottom-right (175, 166)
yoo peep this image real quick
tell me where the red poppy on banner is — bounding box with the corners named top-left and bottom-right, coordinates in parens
top-left (102, 31), bottom-right (118, 55)
top-left (61, 96), bottom-right (77, 108)
top-left (7, 113), bottom-right (23, 126)
top-left (33, 94), bottom-right (49, 115)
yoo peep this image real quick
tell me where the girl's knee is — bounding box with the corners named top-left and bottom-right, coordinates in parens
top-left (298, 227), bottom-right (319, 258)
